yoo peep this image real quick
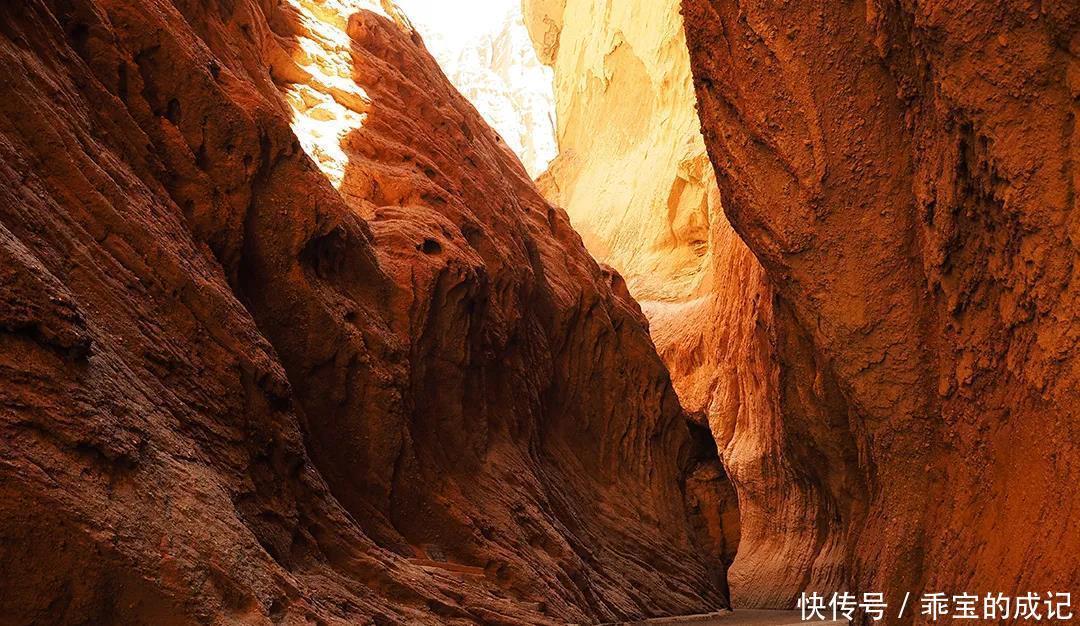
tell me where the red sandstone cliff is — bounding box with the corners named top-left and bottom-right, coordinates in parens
top-left (684, 0), bottom-right (1080, 617)
top-left (0, 0), bottom-right (727, 623)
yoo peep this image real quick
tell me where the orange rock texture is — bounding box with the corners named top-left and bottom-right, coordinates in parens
top-left (0, 0), bottom-right (729, 623)
top-left (684, 0), bottom-right (1080, 614)
top-left (525, 0), bottom-right (756, 574)
top-left (521, 0), bottom-right (833, 608)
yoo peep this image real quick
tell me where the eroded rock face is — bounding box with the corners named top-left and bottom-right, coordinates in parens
top-left (0, 0), bottom-right (727, 622)
top-left (684, 0), bottom-right (1080, 613)
top-left (523, 0), bottom-right (720, 303)
top-left (522, 0), bottom-right (838, 607)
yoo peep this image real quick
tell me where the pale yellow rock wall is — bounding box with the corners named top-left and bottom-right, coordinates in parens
top-left (524, 0), bottom-right (717, 303)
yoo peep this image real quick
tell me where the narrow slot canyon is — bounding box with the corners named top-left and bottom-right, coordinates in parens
top-left (0, 1), bottom-right (1076, 625)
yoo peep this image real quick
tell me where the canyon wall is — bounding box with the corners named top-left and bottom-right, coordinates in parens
top-left (684, 0), bottom-right (1080, 618)
top-left (522, 0), bottom-right (858, 606)
top-left (0, 0), bottom-right (728, 623)
top-left (524, 0), bottom-right (717, 303)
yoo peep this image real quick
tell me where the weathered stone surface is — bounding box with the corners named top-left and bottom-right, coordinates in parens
top-left (521, 0), bottom-right (809, 608)
top-left (0, 0), bottom-right (728, 622)
top-left (684, 0), bottom-right (1080, 613)
top-left (523, 0), bottom-right (721, 304)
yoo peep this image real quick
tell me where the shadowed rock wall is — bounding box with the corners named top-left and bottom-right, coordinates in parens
top-left (684, 0), bottom-right (1079, 616)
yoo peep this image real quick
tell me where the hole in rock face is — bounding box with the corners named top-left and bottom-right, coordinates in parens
top-left (301, 226), bottom-right (349, 277)
top-left (268, 598), bottom-right (286, 620)
top-left (460, 222), bottom-right (482, 248)
top-left (166, 98), bottom-right (181, 124)
top-left (419, 238), bottom-right (442, 255)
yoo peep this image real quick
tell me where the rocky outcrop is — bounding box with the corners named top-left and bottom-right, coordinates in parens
top-left (684, 0), bottom-right (1080, 615)
top-left (0, 0), bottom-right (728, 623)
top-left (644, 223), bottom-right (863, 609)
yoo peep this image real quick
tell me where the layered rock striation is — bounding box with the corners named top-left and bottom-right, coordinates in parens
top-left (684, 0), bottom-right (1080, 614)
top-left (0, 0), bottom-right (728, 623)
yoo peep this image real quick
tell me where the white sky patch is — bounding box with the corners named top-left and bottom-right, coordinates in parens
top-left (393, 0), bottom-right (557, 177)
top-left (283, 0), bottom-right (376, 188)
top-left (396, 0), bottom-right (515, 45)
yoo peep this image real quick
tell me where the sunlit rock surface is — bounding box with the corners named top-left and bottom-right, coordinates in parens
top-left (282, 0), bottom-right (378, 188)
top-left (523, 0), bottom-right (718, 303)
top-left (0, 0), bottom-right (728, 622)
top-left (395, 0), bottom-right (557, 177)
